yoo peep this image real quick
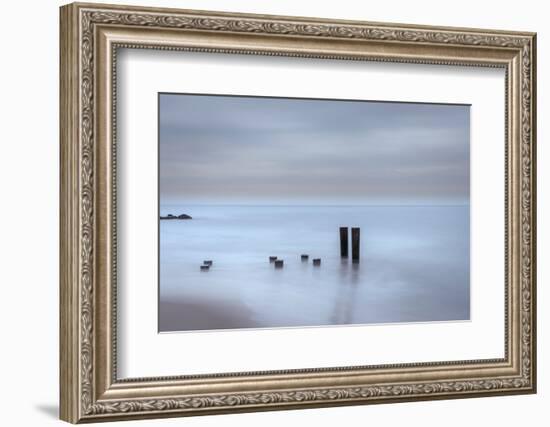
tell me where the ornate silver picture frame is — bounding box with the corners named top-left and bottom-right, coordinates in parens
top-left (60, 2), bottom-right (536, 423)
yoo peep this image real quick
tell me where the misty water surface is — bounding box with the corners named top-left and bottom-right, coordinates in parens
top-left (159, 205), bottom-right (470, 332)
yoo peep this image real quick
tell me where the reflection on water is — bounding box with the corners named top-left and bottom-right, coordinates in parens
top-left (330, 260), bottom-right (360, 325)
top-left (159, 205), bottom-right (470, 332)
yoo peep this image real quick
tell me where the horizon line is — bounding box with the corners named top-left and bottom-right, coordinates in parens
top-left (159, 203), bottom-right (470, 207)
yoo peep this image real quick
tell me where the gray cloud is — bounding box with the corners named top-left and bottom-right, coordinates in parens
top-left (160, 93), bottom-right (470, 205)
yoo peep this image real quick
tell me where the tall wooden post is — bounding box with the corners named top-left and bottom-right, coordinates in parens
top-left (340, 227), bottom-right (348, 258)
top-left (351, 227), bottom-right (360, 262)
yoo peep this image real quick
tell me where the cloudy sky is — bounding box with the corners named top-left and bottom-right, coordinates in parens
top-left (159, 93), bottom-right (470, 205)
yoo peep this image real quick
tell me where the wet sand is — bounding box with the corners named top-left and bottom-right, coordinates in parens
top-left (159, 298), bottom-right (261, 332)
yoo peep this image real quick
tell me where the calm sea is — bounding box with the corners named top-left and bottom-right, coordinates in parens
top-left (159, 205), bottom-right (470, 332)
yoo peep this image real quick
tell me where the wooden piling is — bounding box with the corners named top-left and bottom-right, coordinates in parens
top-left (274, 260), bottom-right (284, 268)
top-left (351, 227), bottom-right (360, 262)
top-left (340, 227), bottom-right (348, 258)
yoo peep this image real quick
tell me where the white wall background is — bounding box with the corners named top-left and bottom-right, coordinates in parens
top-left (0, 0), bottom-right (545, 426)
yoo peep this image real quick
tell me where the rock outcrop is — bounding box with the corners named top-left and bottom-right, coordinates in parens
top-left (160, 213), bottom-right (192, 220)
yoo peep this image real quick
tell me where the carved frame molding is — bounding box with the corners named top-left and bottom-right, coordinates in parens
top-left (60, 2), bottom-right (536, 423)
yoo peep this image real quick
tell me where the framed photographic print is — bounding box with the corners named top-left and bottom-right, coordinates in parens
top-left (157, 94), bottom-right (471, 332)
top-left (60, 2), bottom-right (537, 423)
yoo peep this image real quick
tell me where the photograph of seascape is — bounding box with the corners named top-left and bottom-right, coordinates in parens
top-left (159, 93), bottom-right (470, 332)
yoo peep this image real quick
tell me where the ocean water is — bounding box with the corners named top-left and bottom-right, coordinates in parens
top-left (159, 205), bottom-right (470, 332)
